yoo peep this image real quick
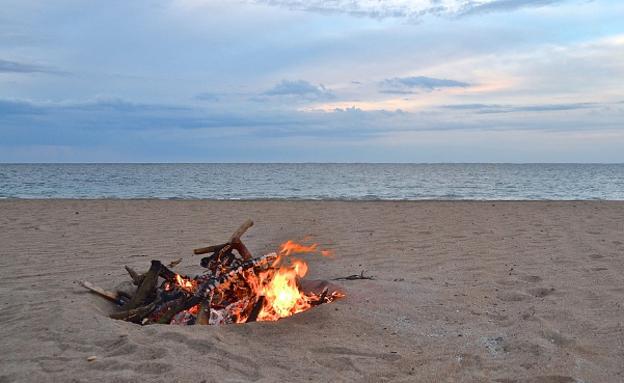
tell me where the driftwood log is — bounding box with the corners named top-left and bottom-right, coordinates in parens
top-left (124, 266), bottom-right (144, 286)
top-left (78, 280), bottom-right (125, 305)
top-left (193, 219), bottom-right (254, 261)
top-left (125, 260), bottom-right (161, 310)
top-left (110, 301), bottom-right (157, 322)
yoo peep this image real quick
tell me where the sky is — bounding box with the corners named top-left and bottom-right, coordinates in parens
top-left (1, 0), bottom-right (623, 162)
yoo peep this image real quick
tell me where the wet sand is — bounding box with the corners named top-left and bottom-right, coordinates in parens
top-left (1, 200), bottom-right (623, 382)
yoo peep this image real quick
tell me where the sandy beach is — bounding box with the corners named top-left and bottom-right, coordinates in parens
top-left (1, 200), bottom-right (623, 382)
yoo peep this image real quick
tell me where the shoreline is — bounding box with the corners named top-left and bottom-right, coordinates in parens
top-left (2, 198), bottom-right (623, 201)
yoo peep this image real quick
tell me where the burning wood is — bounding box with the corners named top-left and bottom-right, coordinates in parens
top-left (79, 220), bottom-right (344, 325)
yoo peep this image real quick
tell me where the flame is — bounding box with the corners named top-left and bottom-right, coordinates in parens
top-left (175, 274), bottom-right (197, 293)
top-left (279, 240), bottom-right (318, 256)
top-left (164, 239), bottom-right (342, 324)
top-left (244, 240), bottom-right (339, 322)
top-left (256, 257), bottom-right (311, 321)
top-left (188, 305), bottom-right (199, 315)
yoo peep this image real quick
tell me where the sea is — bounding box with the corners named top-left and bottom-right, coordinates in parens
top-left (0, 163), bottom-right (623, 200)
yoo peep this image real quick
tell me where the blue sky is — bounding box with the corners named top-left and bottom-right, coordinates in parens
top-left (1, 0), bottom-right (623, 162)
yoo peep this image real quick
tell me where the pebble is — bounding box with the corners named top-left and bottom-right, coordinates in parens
top-left (87, 356), bottom-right (97, 362)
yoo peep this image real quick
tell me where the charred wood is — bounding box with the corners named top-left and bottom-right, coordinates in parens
top-left (124, 265), bottom-right (144, 286)
top-left (125, 260), bottom-right (161, 310)
top-left (110, 301), bottom-right (157, 322)
top-left (245, 296), bottom-right (265, 323)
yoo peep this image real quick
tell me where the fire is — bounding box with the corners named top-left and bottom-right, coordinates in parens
top-left (175, 274), bottom-right (196, 293)
top-left (256, 257), bottom-right (311, 321)
top-left (250, 241), bottom-right (340, 322)
top-left (279, 240), bottom-right (318, 256)
top-left (165, 239), bottom-right (342, 324)
top-left (188, 305), bottom-right (199, 315)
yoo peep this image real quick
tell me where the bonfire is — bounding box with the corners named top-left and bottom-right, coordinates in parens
top-left (79, 220), bottom-right (344, 325)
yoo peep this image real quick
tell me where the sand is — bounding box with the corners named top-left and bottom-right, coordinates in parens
top-left (0, 200), bottom-right (623, 382)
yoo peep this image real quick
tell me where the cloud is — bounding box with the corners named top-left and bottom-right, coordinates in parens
top-left (458, 0), bottom-right (565, 16)
top-left (441, 102), bottom-right (597, 113)
top-left (249, 0), bottom-right (569, 20)
top-left (263, 79), bottom-right (334, 99)
top-left (0, 99), bottom-right (45, 115)
top-left (380, 76), bottom-right (469, 94)
top-left (0, 59), bottom-right (62, 74)
top-left (1, 96), bottom-right (623, 162)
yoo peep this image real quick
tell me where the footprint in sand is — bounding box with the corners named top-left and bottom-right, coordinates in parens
top-left (519, 275), bottom-right (542, 283)
top-left (527, 287), bottom-right (555, 298)
top-left (496, 376), bottom-right (576, 383)
top-left (312, 346), bottom-right (402, 362)
top-left (160, 331), bottom-right (262, 380)
top-left (497, 291), bottom-right (530, 302)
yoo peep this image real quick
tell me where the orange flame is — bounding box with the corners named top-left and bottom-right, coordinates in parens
top-left (279, 240), bottom-right (318, 256)
top-left (190, 239), bottom-right (342, 324)
top-left (175, 274), bottom-right (197, 293)
top-left (188, 305), bottom-right (199, 316)
top-left (256, 257), bottom-right (311, 321)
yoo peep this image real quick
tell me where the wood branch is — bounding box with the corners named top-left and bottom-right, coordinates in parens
top-left (116, 290), bottom-right (133, 300)
top-left (158, 264), bottom-right (178, 283)
top-left (230, 238), bottom-right (253, 261)
top-left (156, 295), bottom-right (202, 324)
top-left (200, 244), bottom-right (232, 269)
top-left (312, 287), bottom-right (329, 306)
top-left (216, 243), bottom-right (233, 260)
top-left (245, 296), bottom-right (265, 323)
top-left (332, 270), bottom-right (375, 280)
top-left (193, 243), bottom-right (228, 256)
top-left (193, 220), bottom-right (253, 255)
top-left (167, 258), bottom-right (182, 268)
top-left (110, 301), bottom-right (156, 322)
top-left (124, 265), bottom-right (144, 286)
top-left (125, 260), bottom-right (161, 310)
top-left (78, 280), bottom-right (124, 305)
top-left (230, 219), bottom-right (253, 241)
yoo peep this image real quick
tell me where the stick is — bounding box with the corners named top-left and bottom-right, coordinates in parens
top-left (312, 287), bottom-right (329, 306)
top-left (110, 301), bottom-right (157, 322)
top-left (156, 296), bottom-right (198, 324)
top-left (332, 270), bottom-right (375, 280)
top-left (230, 219), bottom-right (253, 242)
top-left (193, 243), bottom-right (227, 256)
top-left (158, 263), bottom-right (179, 283)
top-left (230, 238), bottom-right (253, 261)
top-left (193, 219), bottom-right (254, 255)
top-left (124, 266), bottom-right (144, 286)
top-left (78, 280), bottom-right (125, 305)
top-left (167, 258), bottom-right (182, 268)
top-left (125, 260), bottom-right (161, 310)
top-left (245, 296), bottom-right (265, 323)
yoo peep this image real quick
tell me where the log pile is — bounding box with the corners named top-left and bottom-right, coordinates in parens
top-left (79, 220), bottom-right (344, 325)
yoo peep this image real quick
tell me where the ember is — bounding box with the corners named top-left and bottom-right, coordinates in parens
top-left (79, 220), bottom-right (344, 325)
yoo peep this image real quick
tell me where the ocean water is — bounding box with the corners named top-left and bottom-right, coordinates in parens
top-left (0, 163), bottom-right (623, 200)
